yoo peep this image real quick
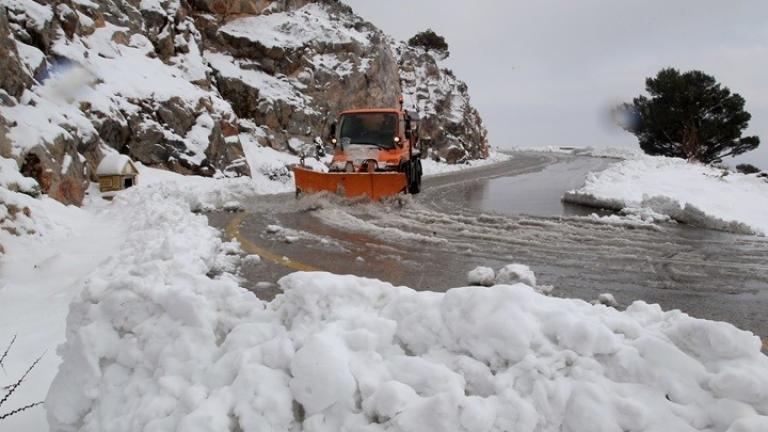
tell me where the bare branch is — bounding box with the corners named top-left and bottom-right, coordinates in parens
top-left (0, 335), bottom-right (16, 371)
top-left (0, 401), bottom-right (43, 421)
top-left (0, 352), bottom-right (44, 410)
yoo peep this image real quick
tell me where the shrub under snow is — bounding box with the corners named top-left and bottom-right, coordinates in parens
top-left (45, 190), bottom-right (768, 432)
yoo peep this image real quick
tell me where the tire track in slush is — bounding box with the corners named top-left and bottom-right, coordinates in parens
top-left (226, 212), bottom-right (320, 272)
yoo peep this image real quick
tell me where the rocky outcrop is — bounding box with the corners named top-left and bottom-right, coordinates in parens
top-left (0, 0), bottom-right (488, 206)
top-left (208, 3), bottom-right (403, 151)
top-left (397, 43), bottom-right (488, 163)
top-left (203, 0), bottom-right (487, 160)
top-left (21, 139), bottom-right (89, 205)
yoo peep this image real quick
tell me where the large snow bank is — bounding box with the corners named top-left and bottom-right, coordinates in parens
top-left (48, 257), bottom-right (768, 431)
top-left (131, 135), bottom-right (331, 210)
top-left (564, 156), bottom-right (768, 236)
top-left (44, 184), bottom-right (251, 431)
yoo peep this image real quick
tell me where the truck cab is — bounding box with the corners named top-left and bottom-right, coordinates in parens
top-left (328, 108), bottom-right (422, 193)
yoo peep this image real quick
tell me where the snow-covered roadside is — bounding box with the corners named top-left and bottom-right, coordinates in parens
top-left (421, 149), bottom-right (511, 177)
top-left (0, 141), bottom-right (303, 429)
top-left (0, 189), bottom-right (128, 432)
top-left (513, 146), bottom-right (646, 160)
top-left (563, 156), bottom-right (768, 236)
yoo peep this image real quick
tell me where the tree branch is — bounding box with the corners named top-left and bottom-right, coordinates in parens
top-left (0, 335), bottom-right (16, 372)
top-left (0, 352), bottom-right (44, 410)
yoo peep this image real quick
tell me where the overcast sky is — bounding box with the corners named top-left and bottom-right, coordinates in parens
top-left (345, 0), bottom-right (768, 167)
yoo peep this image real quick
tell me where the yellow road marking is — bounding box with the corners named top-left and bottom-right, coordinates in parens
top-left (225, 213), bottom-right (320, 272)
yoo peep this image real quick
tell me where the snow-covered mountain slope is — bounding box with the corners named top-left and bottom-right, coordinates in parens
top-left (0, 0), bottom-right (489, 206)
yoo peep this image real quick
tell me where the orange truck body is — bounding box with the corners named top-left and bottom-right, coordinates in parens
top-left (293, 106), bottom-right (422, 200)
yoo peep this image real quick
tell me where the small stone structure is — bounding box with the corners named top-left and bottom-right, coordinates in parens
top-left (96, 154), bottom-right (139, 194)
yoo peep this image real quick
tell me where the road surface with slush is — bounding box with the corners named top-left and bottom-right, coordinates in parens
top-left (208, 151), bottom-right (768, 345)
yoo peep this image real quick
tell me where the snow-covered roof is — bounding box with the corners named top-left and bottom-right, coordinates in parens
top-left (96, 154), bottom-right (137, 176)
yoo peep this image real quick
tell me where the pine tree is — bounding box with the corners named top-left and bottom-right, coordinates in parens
top-left (407, 29), bottom-right (449, 57)
top-left (619, 68), bottom-right (759, 163)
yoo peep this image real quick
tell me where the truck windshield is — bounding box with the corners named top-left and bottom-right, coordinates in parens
top-left (339, 113), bottom-right (398, 149)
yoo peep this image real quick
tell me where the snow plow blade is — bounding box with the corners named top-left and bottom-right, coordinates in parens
top-left (293, 166), bottom-right (407, 201)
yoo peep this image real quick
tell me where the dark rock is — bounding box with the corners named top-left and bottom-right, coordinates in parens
top-left (0, 115), bottom-right (12, 158)
top-left (21, 138), bottom-right (88, 206)
top-left (0, 9), bottom-right (32, 98)
top-left (157, 97), bottom-right (196, 136)
top-left (91, 109), bottom-right (131, 152)
top-left (56, 3), bottom-right (80, 39)
top-left (204, 122), bottom-right (249, 176)
top-left (214, 74), bottom-right (261, 118)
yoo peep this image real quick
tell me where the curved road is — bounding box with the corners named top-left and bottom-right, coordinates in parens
top-left (209, 152), bottom-right (768, 342)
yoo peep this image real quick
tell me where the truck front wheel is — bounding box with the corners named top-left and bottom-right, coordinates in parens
top-left (407, 159), bottom-right (422, 194)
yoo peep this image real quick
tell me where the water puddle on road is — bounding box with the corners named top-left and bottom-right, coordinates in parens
top-left (425, 156), bottom-right (614, 218)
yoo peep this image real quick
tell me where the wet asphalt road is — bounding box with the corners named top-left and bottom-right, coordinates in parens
top-left (208, 152), bottom-right (768, 341)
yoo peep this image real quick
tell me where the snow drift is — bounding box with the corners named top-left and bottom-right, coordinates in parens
top-left (46, 192), bottom-right (768, 432)
top-left (563, 156), bottom-right (768, 236)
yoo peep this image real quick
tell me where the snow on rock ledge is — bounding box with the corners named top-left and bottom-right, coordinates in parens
top-left (47, 216), bottom-right (768, 432)
top-left (563, 156), bottom-right (768, 236)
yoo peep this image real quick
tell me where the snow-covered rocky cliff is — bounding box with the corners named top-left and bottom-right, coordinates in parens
top-left (0, 0), bottom-right (489, 206)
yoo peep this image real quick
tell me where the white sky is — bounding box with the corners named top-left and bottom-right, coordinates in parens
top-left (344, 0), bottom-right (768, 167)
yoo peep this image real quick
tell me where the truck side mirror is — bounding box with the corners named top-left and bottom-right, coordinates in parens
top-left (328, 122), bottom-right (337, 139)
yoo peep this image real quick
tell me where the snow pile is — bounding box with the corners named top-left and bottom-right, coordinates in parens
top-left (0, 156), bottom-right (39, 193)
top-left (584, 207), bottom-right (672, 230)
top-left (421, 150), bottom-right (511, 177)
top-left (495, 263), bottom-right (537, 286)
top-left (597, 293), bottom-right (620, 308)
top-left (44, 185), bottom-right (261, 430)
top-left (564, 156), bottom-right (768, 235)
top-left (469, 264), bottom-right (540, 290)
top-left (0, 180), bottom-right (82, 239)
top-left (132, 166), bottom-right (283, 211)
top-left (514, 146), bottom-right (646, 160)
top-left (572, 146), bottom-right (647, 160)
top-left (48, 264), bottom-right (768, 432)
top-left (131, 136), bottom-right (331, 211)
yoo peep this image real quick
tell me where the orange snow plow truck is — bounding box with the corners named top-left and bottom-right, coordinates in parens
top-left (293, 102), bottom-right (423, 201)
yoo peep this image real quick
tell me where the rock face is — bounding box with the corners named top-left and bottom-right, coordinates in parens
top-left (397, 43), bottom-right (489, 163)
top-left (0, 8), bottom-right (32, 99)
top-left (0, 0), bottom-right (489, 206)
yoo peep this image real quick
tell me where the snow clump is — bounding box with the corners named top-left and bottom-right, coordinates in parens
top-left (467, 266), bottom-right (495, 287)
top-left (495, 263), bottom-right (537, 286)
top-left (597, 293), bottom-right (620, 308)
